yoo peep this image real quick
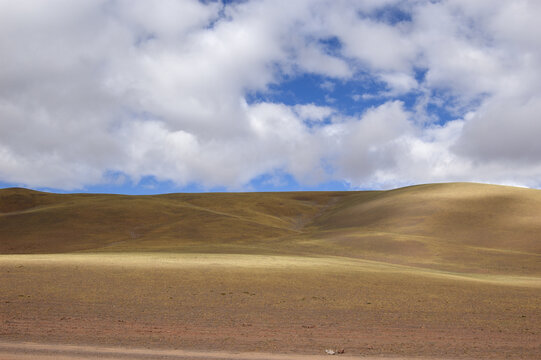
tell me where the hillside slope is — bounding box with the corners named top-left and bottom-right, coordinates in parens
top-left (1, 183), bottom-right (540, 274)
top-left (0, 188), bottom-right (348, 254)
top-left (306, 183), bottom-right (541, 274)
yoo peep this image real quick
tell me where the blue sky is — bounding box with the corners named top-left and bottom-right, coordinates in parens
top-left (1, 0), bottom-right (541, 194)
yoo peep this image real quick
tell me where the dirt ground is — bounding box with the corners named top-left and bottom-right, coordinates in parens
top-left (1, 254), bottom-right (540, 359)
top-left (0, 342), bottom-right (441, 360)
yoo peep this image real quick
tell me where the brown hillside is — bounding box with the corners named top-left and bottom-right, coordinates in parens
top-left (307, 183), bottom-right (541, 274)
top-left (1, 183), bottom-right (540, 274)
top-left (313, 183), bottom-right (541, 251)
top-left (0, 188), bottom-right (348, 254)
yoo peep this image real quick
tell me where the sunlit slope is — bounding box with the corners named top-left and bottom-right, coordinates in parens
top-left (308, 183), bottom-right (541, 274)
top-left (0, 188), bottom-right (347, 253)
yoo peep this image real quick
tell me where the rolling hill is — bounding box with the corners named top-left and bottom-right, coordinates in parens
top-left (1, 182), bottom-right (540, 275)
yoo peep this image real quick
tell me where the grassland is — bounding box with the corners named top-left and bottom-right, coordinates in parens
top-left (0, 183), bottom-right (540, 358)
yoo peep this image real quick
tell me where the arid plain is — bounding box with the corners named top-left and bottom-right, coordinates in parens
top-left (1, 183), bottom-right (540, 359)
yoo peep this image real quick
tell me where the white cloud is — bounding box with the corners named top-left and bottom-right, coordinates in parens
top-left (1, 0), bottom-right (541, 190)
top-left (379, 72), bottom-right (419, 95)
top-left (334, 101), bottom-right (413, 182)
top-left (296, 45), bottom-right (352, 79)
top-left (454, 96), bottom-right (541, 163)
top-left (336, 18), bottom-right (417, 72)
top-left (293, 104), bottom-right (335, 123)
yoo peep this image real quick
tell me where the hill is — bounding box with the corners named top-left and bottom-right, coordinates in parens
top-left (0, 188), bottom-right (346, 254)
top-left (1, 183), bottom-right (540, 275)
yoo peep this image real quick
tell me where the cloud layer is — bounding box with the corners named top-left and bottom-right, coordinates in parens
top-left (1, 0), bottom-right (540, 190)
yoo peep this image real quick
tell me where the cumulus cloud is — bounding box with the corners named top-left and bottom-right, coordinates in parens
top-left (454, 96), bottom-right (541, 163)
top-left (335, 101), bottom-right (413, 182)
top-left (378, 72), bottom-right (419, 95)
top-left (293, 104), bottom-right (335, 123)
top-left (0, 0), bottom-right (541, 191)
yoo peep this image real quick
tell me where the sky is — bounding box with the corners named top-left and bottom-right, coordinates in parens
top-left (1, 0), bottom-right (541, 194)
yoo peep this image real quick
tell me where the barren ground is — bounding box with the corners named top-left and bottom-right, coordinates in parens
top-left (1, 254), bottom-right (539, 359)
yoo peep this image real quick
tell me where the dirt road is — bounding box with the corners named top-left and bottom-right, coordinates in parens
top-left (0, 341), bottom-right (422, 360)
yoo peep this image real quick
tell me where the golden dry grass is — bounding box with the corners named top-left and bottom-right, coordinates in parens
top-left (1, 182), bottom-right (539, 275)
